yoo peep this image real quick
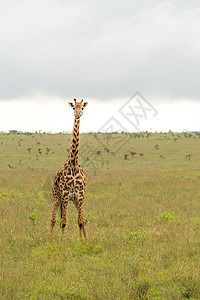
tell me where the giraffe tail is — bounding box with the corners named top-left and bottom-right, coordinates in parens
top-left (60, 202), bottom-right (62, 228)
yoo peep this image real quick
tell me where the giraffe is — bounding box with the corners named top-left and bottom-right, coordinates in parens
top-left (50, 99), bottom-right (88, 241)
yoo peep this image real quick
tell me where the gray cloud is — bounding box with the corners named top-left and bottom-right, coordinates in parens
top-left (0, 0), bottom-right (200, 101)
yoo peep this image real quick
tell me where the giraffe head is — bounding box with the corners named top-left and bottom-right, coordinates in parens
top-left (68, 99), bottom-right (88, 118)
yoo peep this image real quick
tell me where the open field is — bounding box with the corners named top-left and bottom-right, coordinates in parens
top-left (0, 131), bottom-right (200, 299)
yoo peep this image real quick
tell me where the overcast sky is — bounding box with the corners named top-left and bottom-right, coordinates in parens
top-left (0, 0), bottom-right (200, 132)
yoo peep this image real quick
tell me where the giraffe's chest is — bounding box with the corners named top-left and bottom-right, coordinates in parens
top-left (55, 167), bottom-right (85, 198)
top-left (60, 171), bottom-right (84, 190)
top-left (63, 173), bottom-right (84, 187)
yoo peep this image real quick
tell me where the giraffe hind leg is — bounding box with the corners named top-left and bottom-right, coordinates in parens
top-left (72, 197), bottom-right (87, 241)
top-left (77, 201), bottom-right (87, 241)
top-left (50, 194), bottom-right (60, 241)
top-left (79, 222), bottom-right (87, 241)
top-left (60, 199), bottom-right (68, 242)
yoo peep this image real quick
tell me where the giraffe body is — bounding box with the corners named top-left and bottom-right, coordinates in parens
top-left (50, 99), bottom-right (88, 241)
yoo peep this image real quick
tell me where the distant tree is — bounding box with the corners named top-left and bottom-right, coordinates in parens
top-left (124, 154), bottom-right (129, 160)
top-left (139, 153), bottom-right (144, 157)
top-left (96, 151), bottom-right (101, 156)
top-left (46, 147), bottom-right (51, 155)
top-left (104, 147), bottom-right (110, 155)
top-left (155, 144), bottom-right (159, 150)
top-left (106, 135), bottom-right (111, 140)
top-left (27, 148), bottom-right (32, 154)
top-left (185, 154), bottom-right (191, 160)
top-left (130, 151), bottom-right (137, 157)
top-left (38, 148), bottom-right (42, 155)
top-left (9, 130), bottom-right (19, 135)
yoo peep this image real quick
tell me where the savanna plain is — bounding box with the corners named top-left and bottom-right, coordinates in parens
top-left (0, 131), bottom-right (200, 299)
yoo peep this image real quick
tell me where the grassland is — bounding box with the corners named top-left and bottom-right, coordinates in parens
top-left (0, 131), bottom-right (200, 299)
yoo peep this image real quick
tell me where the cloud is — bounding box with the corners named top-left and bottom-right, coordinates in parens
top-left (0, 1), bottom-right (200, 102)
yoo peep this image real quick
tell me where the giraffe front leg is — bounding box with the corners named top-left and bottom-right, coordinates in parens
top-left (77, 198), bottom-right (87, 241)
top-left (60, 199), bottom-right (68, 242)
top-left (50, 194), bottom-right (60, 241)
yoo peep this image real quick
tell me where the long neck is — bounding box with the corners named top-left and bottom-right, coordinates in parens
top-left (68, 117), bottom-right (80, 168)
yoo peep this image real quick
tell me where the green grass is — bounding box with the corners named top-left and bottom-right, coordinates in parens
top-left (0, 131), bottom-right (200, 299)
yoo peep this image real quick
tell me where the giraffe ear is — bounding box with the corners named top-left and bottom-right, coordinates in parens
top-left (83, 102), bottom-right (88, 107)
top-left (68, 102), bottom-right (74, 108)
